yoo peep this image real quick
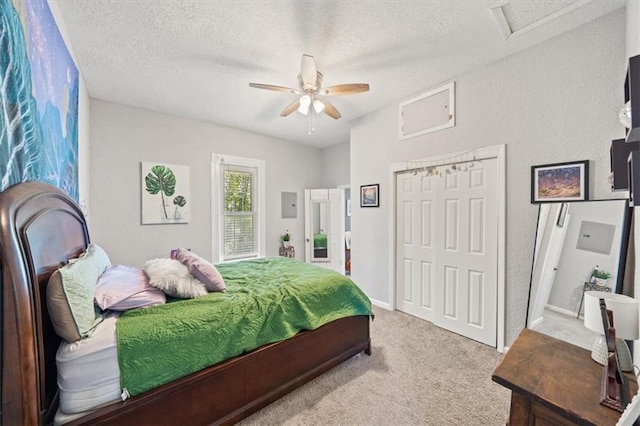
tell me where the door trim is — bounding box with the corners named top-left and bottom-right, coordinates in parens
top-left (387, 144), bottom-right (506, 352)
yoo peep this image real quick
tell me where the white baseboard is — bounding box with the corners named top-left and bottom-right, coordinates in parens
top-left (370, 298), bottom-right (391, 310)
top-left (545, 304), bottom-right (576, 318)
top-left (530, 316), bottom-right (544, 329)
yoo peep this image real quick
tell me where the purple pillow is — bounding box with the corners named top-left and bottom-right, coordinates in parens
top-left (170, 248), bottom-right (226, 292)
top-left (95, 265), bottom-right (166, 311)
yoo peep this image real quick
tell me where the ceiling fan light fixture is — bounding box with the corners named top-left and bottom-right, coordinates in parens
top-left (298, 95), bottom-right (311, 115)
top-left (249, 54), bottom-right (370, 131)
top-left (313, 99), bottom-right (325, 114)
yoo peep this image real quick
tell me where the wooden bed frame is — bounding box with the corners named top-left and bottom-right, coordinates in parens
top-left (0, 182), bottom-right (371, 425)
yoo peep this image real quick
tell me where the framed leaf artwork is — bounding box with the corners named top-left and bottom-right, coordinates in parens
top-left (141, 162), bottom-right (190, 224)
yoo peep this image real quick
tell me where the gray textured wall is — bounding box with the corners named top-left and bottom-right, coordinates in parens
top-left (349, 9), bottom-right (626, 348)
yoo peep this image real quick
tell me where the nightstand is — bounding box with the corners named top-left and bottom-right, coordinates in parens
top-left (493, 329), bottom-right (637, 425)
top-left (279, 246), bottom-right (295, 258)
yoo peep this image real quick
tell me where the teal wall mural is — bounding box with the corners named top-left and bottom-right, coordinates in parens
top-left (0, 0), bottom-right (79, 200)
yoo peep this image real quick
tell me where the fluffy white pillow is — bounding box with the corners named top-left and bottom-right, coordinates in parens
top-left (143, 258), bottom-right (207, 299)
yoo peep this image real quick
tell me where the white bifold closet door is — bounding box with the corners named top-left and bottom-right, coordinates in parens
top-left (395, 158), bottom-right (498, 346)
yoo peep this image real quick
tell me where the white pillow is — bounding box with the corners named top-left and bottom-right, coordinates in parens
top-left (143, 258), bottom-right (207, 299)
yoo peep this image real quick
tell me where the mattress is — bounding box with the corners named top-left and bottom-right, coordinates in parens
top-left (56, 312), bottom-right (121, 415)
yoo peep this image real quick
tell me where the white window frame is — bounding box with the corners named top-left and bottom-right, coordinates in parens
top-left (212, 153), bottom-right (266, 262)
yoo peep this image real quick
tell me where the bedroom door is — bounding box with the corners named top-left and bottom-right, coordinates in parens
top-left (395, 157), bottom-right (499, 347)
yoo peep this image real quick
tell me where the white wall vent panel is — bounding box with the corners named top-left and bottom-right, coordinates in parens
top-left (399, 82), bottom-right (455, 140)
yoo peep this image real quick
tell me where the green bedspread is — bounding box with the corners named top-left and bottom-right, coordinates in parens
top-left (314, 233), bottom-right (327, 248)
top-left (116, 257), bottom-right (372, 396)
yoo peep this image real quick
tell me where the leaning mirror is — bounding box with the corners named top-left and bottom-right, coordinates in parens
top-left (526, 199), bottom-right (632, 349)
top-left (311, 200), bottom-right (329, 261)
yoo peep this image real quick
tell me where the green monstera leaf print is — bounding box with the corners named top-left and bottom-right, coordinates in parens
top-left (145, 165), bottom-right (176, 220)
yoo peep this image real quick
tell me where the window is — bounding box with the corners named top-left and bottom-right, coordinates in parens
top-left (212, 154), bottom-right (265, 262)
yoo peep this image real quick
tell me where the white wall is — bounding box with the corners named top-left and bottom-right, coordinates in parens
top-left (89, 100), bottom-right (323, 266)
top-left (350, 9), bottom-right (626, 346)
top-left (321, 140), bottom-right (350, 188)
top-left (628, 1), bottom-right (640, 60)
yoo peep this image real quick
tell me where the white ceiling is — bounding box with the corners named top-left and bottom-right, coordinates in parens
top-left (54, 0), bottom-right (624, 148)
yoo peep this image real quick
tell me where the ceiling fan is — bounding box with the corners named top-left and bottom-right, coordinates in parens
top-left (249, 54), bottom-right (369, 123)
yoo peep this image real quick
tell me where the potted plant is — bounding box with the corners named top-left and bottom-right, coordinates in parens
top-left (173, 195), bottom-right (187, 220)
top-left (282, 231), bottom-right (291, 248)
top-left (593, 270), bottom-right (612, 287)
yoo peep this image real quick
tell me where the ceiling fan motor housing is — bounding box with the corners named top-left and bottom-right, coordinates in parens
top-left (298, 72), bottom-right (323, 93)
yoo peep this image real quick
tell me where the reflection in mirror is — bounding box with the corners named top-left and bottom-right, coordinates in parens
top-left (311, 201), bottom-right (329, 261)
top-left (526, 199), bottom-right (632, 349)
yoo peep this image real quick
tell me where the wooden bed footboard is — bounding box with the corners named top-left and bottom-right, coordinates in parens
top-left (0, 182), bottom-right (371, 426)
top-left (69, 315), bottom-right (370, 426)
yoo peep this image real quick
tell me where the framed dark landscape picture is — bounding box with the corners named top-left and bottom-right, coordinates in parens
top-left (531, 160), bottom-right (589, 203)
top-left (360, 184), bottom-right (379, 207)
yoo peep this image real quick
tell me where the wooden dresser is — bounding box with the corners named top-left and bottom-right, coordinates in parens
top-left (492, 329), bottom-right (638, 425)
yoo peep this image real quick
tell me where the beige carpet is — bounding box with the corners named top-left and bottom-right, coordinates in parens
top-left (531, 307), bottom-right (598, 350)
top-left (239, 307), bottom-right (511, 425)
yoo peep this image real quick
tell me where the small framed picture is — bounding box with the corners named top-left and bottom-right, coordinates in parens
top-left (531, 160), bottom-right (589, 203)
top-left (360, 184), bottom-right (379, 207)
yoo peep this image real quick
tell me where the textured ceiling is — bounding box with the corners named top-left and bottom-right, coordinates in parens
top-left (54, 0), bottom-right (624, 148)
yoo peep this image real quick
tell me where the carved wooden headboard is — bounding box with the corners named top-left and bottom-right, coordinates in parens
top-left (0, 182), bottom-right (89, 425)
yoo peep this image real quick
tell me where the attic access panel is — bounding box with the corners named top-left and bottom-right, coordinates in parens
top-left (399, 82), bottom-right (455, 140)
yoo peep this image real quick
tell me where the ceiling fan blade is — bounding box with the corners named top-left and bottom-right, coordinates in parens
top-left (280, 99), bottom-right (301, 117)
top-left (249, 83), bottom-right (298, 94)
top-left (321, 98), bottom-right (341, 120)
top-left (300, 54), bottom-right (317, 89)
top-left (322, 83), bottom-right (370, 96)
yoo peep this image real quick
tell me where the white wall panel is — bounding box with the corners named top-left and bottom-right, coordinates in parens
top-left (421, 261), bottom-right (433, 308)
top-left (444, 266), bottom-right (458, 318)
top-left (445, 173), bottom-right (459, 190)
top-left (468, 270), bottom-right (484, 327)
top-left (445, 200), bottom-right (459, 251)
top-left (404, 258), bottom-right (414, 302)
top-left (421, 176), bottom-right (433, 192)
top-left (469, 168), bottom-right (485, 189)
top-left (404, 201), bottom-right (413, 245)
top-left (421, 201), bottom-right (433, 247)
top-left (469, 198), bottom-right (485, 255)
